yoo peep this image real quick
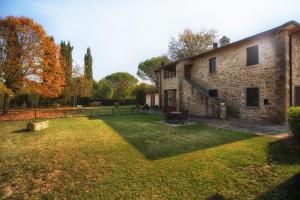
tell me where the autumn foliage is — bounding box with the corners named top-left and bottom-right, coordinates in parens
top-left (0, 16), bottom-right (65, 114)
top-left (168, 28), bottom-right (217, 60)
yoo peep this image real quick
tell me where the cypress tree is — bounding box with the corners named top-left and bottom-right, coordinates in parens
top-left (60, 41), bottom-right (74, 102)
top-left (84, 47), bottom-right (93, 81)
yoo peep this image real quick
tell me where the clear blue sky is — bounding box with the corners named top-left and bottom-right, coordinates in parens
top-left (1, 0), bottom-right (300, 81)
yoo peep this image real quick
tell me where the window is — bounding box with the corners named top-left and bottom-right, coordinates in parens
top-left (246, 88), bottom-right (259, 106)
top-left (208, 89), bottom-right (218, 98)
top-left (209, 57), bottom-right (217, 73)
top-left (164, 70), bottom-right (176, 79)
top-left (246, 45), bottom-right (259, 66)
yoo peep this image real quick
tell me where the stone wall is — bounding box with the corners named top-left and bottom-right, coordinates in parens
top-left (178, 31), bottom-right (290, 122)
top-left (157, 28), bottom-right (300, 123)
top-left (181, 78), bottom-right (218, 117)
top-left (160, 68), bottom-right (180, 110)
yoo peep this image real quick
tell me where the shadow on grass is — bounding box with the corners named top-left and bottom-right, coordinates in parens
top-left (207, 193), bottom-right (225, 200)
top-left (89, 115), bottom-right (258, 160)
top-left (254, 138), bottom-right (300, 200)
top-left (13, 129), bottom-right (29, 133)
top-left (267, 136), bottom-right (300, 165)
top-left (255, 173), bottom-right (300, 200)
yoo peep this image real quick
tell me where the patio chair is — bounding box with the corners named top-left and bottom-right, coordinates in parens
top-left (177, 109), bottom-right (189, 124)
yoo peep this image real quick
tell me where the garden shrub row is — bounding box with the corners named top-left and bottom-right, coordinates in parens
top-left (288, 106), bottom-right (300, 141)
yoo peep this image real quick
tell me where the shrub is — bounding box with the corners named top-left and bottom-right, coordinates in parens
top-left (288, 107), bottom-right (300, 141)
top-left (136, 89), bottom-right (146, 106)
top-left (114, 101), bottom-right (119, 108)
top-left (51, 103), bottom-right (61, 108)
top-left (89, 101), bottom-right (100, 107)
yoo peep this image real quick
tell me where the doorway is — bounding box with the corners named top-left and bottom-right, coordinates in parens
top-left (164, 89), bottom-right (177, 110)
top-left (150, 94), bottom-right (155, 107)
top-left (184, 64), bottom-right (193, 80)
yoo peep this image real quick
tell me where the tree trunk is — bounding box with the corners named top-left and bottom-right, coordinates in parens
top-left (2, 93), bottom-right (9, 115)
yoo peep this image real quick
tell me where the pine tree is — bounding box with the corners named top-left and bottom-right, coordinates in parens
top-left (60, 41), bottom-right (73, 103)
top-left (84, 47), bottom-right (93, 81)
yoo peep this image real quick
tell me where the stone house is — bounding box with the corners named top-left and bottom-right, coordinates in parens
top-left (155, 21), bottom-right (300, 123)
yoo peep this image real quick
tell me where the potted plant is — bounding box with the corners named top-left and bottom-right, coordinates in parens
top-left (27, 119), bottom-right (49, 131)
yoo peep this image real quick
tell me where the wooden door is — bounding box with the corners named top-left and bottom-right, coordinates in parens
top-left (150, 94), bottom-right (155, 107)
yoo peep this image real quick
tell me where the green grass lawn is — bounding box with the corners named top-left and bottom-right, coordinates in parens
top-left (0, 115), bottom-right (299, 199)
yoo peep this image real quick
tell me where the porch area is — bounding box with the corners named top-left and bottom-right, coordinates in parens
top-left (189, 116), bottom-right (289, 135)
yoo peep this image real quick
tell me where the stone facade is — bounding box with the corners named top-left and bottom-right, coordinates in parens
top-left (157, 22), bottom-right (300, 123)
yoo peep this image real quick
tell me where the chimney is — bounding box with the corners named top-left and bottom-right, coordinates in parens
top-left (220, 36), bottom-right (230, 47)
top-left (213, 42), bottom-right (218, 49)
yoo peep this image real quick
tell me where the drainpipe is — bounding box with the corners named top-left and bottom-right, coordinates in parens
top-left (160, 70), bottom-right (162, 109)
top-left (289, 34), bottom-right (292, 107)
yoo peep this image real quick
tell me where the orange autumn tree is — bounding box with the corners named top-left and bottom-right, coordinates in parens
top-left (0, 16), bottom-right (65, 114)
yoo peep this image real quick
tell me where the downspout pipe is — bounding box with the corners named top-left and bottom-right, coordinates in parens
top-left (289, 34), bottom-right (292, 107)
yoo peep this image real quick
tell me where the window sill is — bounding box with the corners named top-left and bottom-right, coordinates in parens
top-left (208, 72), bottom-right (217, 75)
top-left (163, 77), bottom-right (176, 80)
top-left (244, 106), bottom-right (261, 109)
top-left (245, 63), bottom-right (259, 67)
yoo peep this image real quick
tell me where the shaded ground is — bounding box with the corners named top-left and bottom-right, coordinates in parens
top-left (190, 117), bottom-right (289, 135)
top-left (101, 115), bottom-right (257, 160)
top-left (0, 115), bottom-right (299, 199)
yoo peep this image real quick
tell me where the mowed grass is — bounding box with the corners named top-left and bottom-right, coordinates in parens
top-left (0, 115), bottom-right (299, 199)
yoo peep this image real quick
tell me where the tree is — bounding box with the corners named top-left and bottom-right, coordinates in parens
top-left (84, 47), bottom-right (93, 81)
top-left (137, 55), bottom-right (170, 84)
top-left (135, 89), bottom-right (145, 105)
top-left (104, 72), bottom-right (138, 100)
top-left (60, 41), bottom-right (73, 103)
top-left (93, 79), bottom-right (114, 100)
top-left (69, 65), bottom-right (92, 106)
top-left (133, 83), bottom-right (156, 105)
top-left (0, 16), bottom-right (65, 114)
top-left (168, 28), bottom-right (217, 60)
top-left (82, 47), bottom-right (93, 99)
top-left (0, 83), bottom-right (13, 97)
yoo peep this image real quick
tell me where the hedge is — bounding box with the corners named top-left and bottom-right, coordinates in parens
top-left (288, 106), bottom-right (300, 141)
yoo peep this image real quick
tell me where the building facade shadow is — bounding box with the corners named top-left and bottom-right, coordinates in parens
top-left (255, 173), bottom-right (300, 200)
top-left (267, 136), bottom-right (300, 165)
top-left (92, 115), bottom-right (258, 160)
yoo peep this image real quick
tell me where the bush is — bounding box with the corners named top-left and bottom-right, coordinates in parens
top-left (97, 99), bottom-right (136, 106)
top-left (136, 89), bottom-right (146, 106)
top-left (114, 101), bottom-right (119, 108)
top-left (288, 107), bottom-right (300, 141)
top-left (51, 103), bottom-right (61, 108)
top-left (89, 101), bottom-right (100, 107)
top-left (27, 93), bottom-right (40, 108)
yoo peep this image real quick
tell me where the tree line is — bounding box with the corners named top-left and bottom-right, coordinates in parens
top-left (0, 16), bottom-right (156, 114)
top-left (0, 16), bottom-right (217, 114)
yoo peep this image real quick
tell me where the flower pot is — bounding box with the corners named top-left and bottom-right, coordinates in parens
top-left (27, 120), bottom-right (49, 131)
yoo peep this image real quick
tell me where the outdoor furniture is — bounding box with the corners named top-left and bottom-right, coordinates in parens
top-left (165, 110), bottom-right (189, 124)
top-left (142, 104), bottom-right (150, 112)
